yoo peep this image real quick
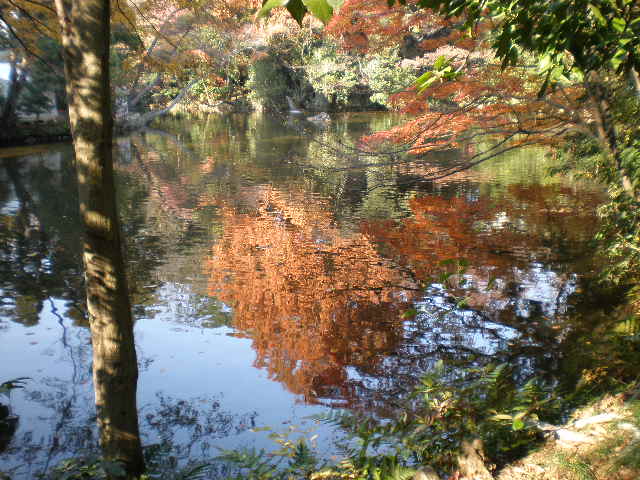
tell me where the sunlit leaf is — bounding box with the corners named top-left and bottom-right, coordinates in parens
top-left (611, 17), bottom-right (626, 32)
top-left (302, 0), bottom-right (333, 23)
top-left (257, 0), bottom-right (289, 20)
top-left (512, 418), bottom-right (525, 430)
top-left (258, 0), bottom-right (307, 24)
top-left (588, 3), bottom-right (607, 26)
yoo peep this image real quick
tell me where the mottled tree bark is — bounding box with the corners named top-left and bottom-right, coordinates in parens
top-left (53, 0), bottom-right (145, 477)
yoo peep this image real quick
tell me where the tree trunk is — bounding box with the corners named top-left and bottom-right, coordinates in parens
top-left (629, 67), bottom-right (640, 99)
top-left (119, 79), bottom-right (197, 131)
top-left (587, 78), bottom-right (639, 202)
top-left (53, 0), bottom-right (145, 477)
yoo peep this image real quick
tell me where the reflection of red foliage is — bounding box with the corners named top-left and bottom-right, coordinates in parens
top-left (362, 184), bottom-right (603, 312)
top-left (204, 183), bottom-right (602, 407)
top-left (206, 186), bottom-right (415, 404)
top-left (362, 195), bottom-right (501, 280)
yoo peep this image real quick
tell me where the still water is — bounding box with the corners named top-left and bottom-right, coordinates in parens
top-left (0, 113), bottom-right (619, 477)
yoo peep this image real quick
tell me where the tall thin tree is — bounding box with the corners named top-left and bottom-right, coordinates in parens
top-left (52, 0), bottom-right (145, 477)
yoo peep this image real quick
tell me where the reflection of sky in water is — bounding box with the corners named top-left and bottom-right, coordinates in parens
top-left (2, 289), bottom-right (339, 477)
top-left (484, 264), bottom-right (578, 319)
top-left (0, 116), bottom-right (608, 477)
top-left (0, 199), bottom-right (19, 215)
top-left (411, 302), bottom-right (519, 357)
top-left (513, 264), bottom-right (577, 318)
top-left (334, 263), bottom-right (578, 395)
top-left (1, 298), bottom-right (94, 478)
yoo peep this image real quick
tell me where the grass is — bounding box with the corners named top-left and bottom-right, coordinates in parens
top-left (554, 453), bottom-right (597, 480)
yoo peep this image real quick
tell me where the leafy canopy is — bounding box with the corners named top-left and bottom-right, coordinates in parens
top-left (272, 0), bottom-right (640, 89)
top-left (257, 0), bottom-right (344, 25)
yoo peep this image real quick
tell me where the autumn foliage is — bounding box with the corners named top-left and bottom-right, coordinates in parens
top-left (321, 0), bottom-right (591, 175)
top-left (205, 186), bottom-right (415, 406)
top-left (200, 179), bottom-right (602, 407)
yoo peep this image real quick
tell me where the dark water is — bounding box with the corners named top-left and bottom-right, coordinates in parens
top-left (0, 113), bottom-right (621, 477)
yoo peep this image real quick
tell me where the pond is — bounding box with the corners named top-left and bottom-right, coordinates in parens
top-left (0, 112), bottom-right (624, 478)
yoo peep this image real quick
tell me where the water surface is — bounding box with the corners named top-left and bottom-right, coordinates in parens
top-left (0, 113), bottom-right (620, 477)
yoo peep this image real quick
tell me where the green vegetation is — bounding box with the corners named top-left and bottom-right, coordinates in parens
top-left (38, 361), bottom-right (640, 479)
top-left (245, 31), bottom-right (415, 112)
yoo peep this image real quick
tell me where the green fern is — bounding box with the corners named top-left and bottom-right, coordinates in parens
top-left (174, 463), bottom-right (212, 480)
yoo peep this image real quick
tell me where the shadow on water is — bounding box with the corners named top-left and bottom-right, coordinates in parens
top-left (0, 113), bottom-right (636, 477)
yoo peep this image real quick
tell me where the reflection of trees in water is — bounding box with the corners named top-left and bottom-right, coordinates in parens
top-left (0, 155), bottom-right (95, 474)
top-left (206, 186), bottom-right (417, 407)
top-left (204, 182), bottom-right (606, 413)
top-left (5, 388), bottom-right (256, 478)
top-left (115, 123), bottom-right (613, 417)
top-left (1, 319), bottom-right (255, 478)
top-left (0, 151), bottom-right (254, 477)
top-left (2, 323), bottom-right (96, 479)
top-left (355, 184), bottom-right (609, 404)
top-left (363, 184), bottom-right (602, 324)
top-left (142, 394), bottom-right (257, 463)
top-left (0, 156), bottom-right (85, 327)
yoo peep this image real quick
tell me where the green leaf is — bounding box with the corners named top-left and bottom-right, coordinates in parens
top-left (326, 0), bottom-right (344, 10)
top-left (250, 426), bottom-right (272, 432)
top-left (415, 71), bottom-right (437, 93)
top-left (401, 308), bottom-right (418, 319)
top-left (537, 70), bottom-right (551, 98)
top-left (611, 48), bottom-right (627, 70)
top-left (302, 0), bottom-right (334, 24)
top-left (455, 297), bottom-right (469, 308)
top-left (438, 272), bottom-right (452, 283)
top-left (588, 3), bottom-right (607, 26)
top-left (434, 359), bottom-right (445, 374)
top-left (415, 71), bottom-right (434, 85)
top-left (257, 0), bottom-right (307, 25)
top-left (490, 414), bottom-right (514, 421)
top-left (512, 418), bottom-right (525, 430)
top-left (417, 76), bottom-right (437, 92)
top-left (286, 0), bottom-right (308, 25)
top-left (257, 0), bottom-right (289, 20)
top-left (612, 17), bottom-right (626, 32)
top-left (433, 55), bottom-right (448, 70)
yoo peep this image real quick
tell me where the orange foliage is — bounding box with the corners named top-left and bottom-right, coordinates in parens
top-left (205, 186), bottom-right (416, 405)
top-left (363, 63), bottom-right (586, 156)
top-left (326, 0), bottom-right (456, 52)
top-left (361, 184), bottom-right (602, 319)
top-left (202, 182), bottom-right (601, 406)
top-left (326, 1), bottom-right (590, 162)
